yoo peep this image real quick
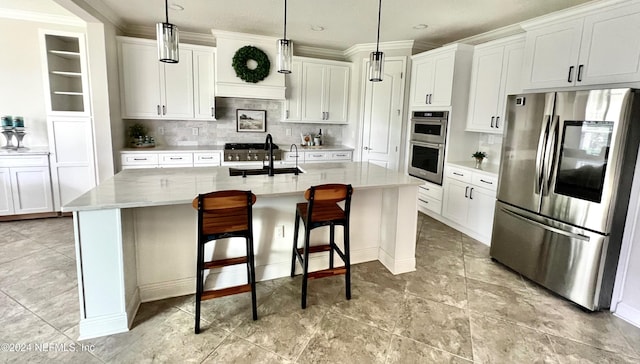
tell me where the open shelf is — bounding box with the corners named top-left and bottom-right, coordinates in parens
top-left (48, 50), bottom-right (81, 59)
top-left (44, 34), bottom-right (87, 113)
top-left (53, 91), bottom-right (84, 96)
top-left (51, 71), bottom-right (82, 77)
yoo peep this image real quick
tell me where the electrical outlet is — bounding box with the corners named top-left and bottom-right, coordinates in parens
top-left (192, 127), bottom-right (199, 136)
top-left (158, 127), bottom-right (165, 135)
top-left (276, 225), bottom-right (285, 238)
top-left (286, 128), bottom-right (292, 136)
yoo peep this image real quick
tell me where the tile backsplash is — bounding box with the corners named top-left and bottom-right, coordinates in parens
top-left (123, 98), bottom-right (345, 147)
top-left (477, 133), bottom-right (503, 166)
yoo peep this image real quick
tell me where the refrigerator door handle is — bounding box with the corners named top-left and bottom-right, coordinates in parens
top-left (535, 115), bottom-right (552, 194)
top-left (502, 208), bottom-right (590, 241)
top-left (544, 115), bottom-right (561, 194)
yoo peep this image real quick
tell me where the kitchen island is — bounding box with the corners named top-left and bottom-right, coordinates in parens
top-left (64, 162), bottom-right (422, 339)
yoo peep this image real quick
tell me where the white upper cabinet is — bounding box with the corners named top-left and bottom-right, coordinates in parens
top-left (285, 57), bottom-right (350, 124)
top-left (521, 1), bottom-right (640, 89)
top-left (410, 44), bottom-right (473, 108)
top-left (118, 37), bottom-right (216, 120)
top-left (466, 36), bottom-right (524, 133)
top-left (192, 49), bottom-right (216, 120)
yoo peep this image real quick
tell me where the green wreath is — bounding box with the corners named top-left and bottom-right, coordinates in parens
top-left (232, 46), bottom-right (271, 83)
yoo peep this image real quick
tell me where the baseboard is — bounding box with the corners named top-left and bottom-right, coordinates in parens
top-left (377, 248), bottom-right (416, 275)
top-left (125, 287), bottom-right (141, 329)
top-left (138, 246), bottom-right (380, 302)
top-left (77, 313), bottom-right (130, 340)
top-left (419, 209), bottom-right (491, 246)
top-left (613, 302), bottom-right (640, 329)
top-left (0, 211), bottom-right (62, 222)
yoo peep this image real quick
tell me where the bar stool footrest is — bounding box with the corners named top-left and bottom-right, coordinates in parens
top-left (201, 284), bottom-right (252, 301)
top-left (308, 267), bottom-right (347, 280)
top-left (204, 256), bottom-right (248, 269)
top-left (297, 244), bottom-right (332, 255)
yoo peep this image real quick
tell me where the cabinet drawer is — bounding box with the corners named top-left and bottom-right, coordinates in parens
top-left (419, 182), bottom-right (443, 201)
top-left (193, 152), bottom-right (220, 166)
top-left (446, 167), bottom-right (472, 183)
top-left (159, 153), bottom-right (193, 165)
top-left (305, 151), bottom-right (330, 161)
top-left (330, 151), bottom-right (352, 160)
top-left (472, 173), bottom-right (498, 191)
top-left (418, 195), bottom-right (442, 214)
top-left (283, 151), bottom-right (304, 163)
top-left (0, 155), bottom-right (49, 167)
top-left (121, 153), bottom-right (158, 166)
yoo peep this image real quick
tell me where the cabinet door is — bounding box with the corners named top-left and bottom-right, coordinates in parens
top-left (577, 3), bottom-right (640, 85)
top-left (467, 186), bottom-right (496, 239)
top-left (10, 167), bottom-right (53, 214)
top-left (430, 53), bottom-right (455, 106)
top-left (411, 57), bottom-right (435, 106)
top-left (301, 63), bottom-right (325, 121)
top-left (521, 19), bottom-right (584, 89)
top-left (284, 60), bottom-right (303, 121)
top-left (442, 178), bottom-right (469, 226)
top-left (0, 168), bottom-right (14, 215)
top-left (193, 50), bottom-right (215, 119)
top-left (119, 42), bottom-right (162, 118)
top-left (466, 46), bottom-right (503, 132)
top-left (162, 49), bottom-right (194, 119)
top-left (324, 65), bottom-right (350, 123)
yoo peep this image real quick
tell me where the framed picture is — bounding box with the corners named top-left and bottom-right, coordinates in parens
top-left (236, 109), bottom-right (267, 132)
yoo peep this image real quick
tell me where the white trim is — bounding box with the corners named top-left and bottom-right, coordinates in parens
top-left (520, 0), bottom-right (633, 30)
top-left (377, 248), bottom-right (416, 275)
top-left (613, 302), bottom-right (640, 328)
top-left (77, 313), bottom-right (129, 340)
top-left (449, 24), bottom-right (525, 46)
top-left (418, 208), bottom-right (491, 246)
top-left (73, 0), bottom-right (126, 29)
top-left (0, 8), bottom-right (84, 26)
top-left (125, 24), bottom-right (215, 46)
top-left (215, 82), bottom-right (285, 100)
top-left (211, 28), bottom-right (279, 43)
top-left (344, 40), bottom-right (416, 58)
top-left (295, 45), bottom-right (345, 60)
top-left (125, 287), bottom-right (141, 329)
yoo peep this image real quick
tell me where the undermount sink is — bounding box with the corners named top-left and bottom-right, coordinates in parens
top-left (228, 166), bottom-right (304, 177)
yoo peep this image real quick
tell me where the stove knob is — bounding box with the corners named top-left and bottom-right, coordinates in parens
top-left (227, 155), bottom-right (232, 161)
top-left (235, 155), bottom-right (240, 161)
top-left (264, 155), bottom-right (269, 160)
top-left (254, 155), bottom-right (258, 160)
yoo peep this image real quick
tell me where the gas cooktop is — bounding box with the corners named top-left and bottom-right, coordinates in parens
top-left (224, 143), bottom-right (279, 150)
top-left (223, 143), bottom-right (281, 162)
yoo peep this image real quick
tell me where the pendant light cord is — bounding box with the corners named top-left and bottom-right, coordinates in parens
top-left (283, 0), bottom-right (288, 39)
top-left (375, 0), bottom-right (382, 53)
top-left (165, 0), bottom-right (169, 24)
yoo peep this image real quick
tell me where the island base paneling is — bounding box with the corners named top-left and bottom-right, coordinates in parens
top-left (72, 185), bottom-right (417, 339)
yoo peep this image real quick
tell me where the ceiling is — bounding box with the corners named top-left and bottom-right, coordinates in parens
top-left (2, 0), bottom-right (595, 50)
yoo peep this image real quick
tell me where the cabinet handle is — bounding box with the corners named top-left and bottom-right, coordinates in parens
top-left (465, 186), bottom-right (469, 198)
top-left (200, 157), bottom-right (214, 160)
top-left (428, 94), bottom-right (432, 104)
top-left (480, 179), bottom-right (493, 185)
top-left (133, 158), bottom-right (147, 161)
top-left (211, 107), bottom-right (215, 117)
top-left (577, 64), bottom-right (584, 82)
top-left (567, 66), bottom-right (574, 83)
top-left (157, 105), bottom-right (160, 115)
top-left (469, 187), bottom-right (474, 200)
top-left (325, 112), bottom-right (329, 120)
top-left (496, 116), bottom-right (500, 129)
top-left (425, 94), bottom-right (429, 104)
top-left (162, 105), bottom-right (166, 115)
top-left (169, 157), bottom-right (182, 160)
top-left (453, 172), bottom-right (464, 176)
top-left (491, 116), bottom-right (495, 128)
top-left (286, 110), bottom-right (290, 119)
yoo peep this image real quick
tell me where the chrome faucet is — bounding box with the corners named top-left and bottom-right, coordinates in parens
top-left (265, 133), bottom-right (274, 176)
top-left (289, 144), bottom-right (299, 175)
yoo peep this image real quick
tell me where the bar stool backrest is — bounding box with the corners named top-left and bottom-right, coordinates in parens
top-left (304, 184), bottom-right (353, 224)
top-left (192, 190), bottom-right (257, 236)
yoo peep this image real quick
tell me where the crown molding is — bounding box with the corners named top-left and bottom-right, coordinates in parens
top-left (520, 0), bottom-right (632, 29)
top-left (412, 40), bottom-right (440, 54)
top-left (0, 8), bottom-right (84, 26)
top-left (447, 23), bottom-right (524, 46)
top-left (76, 0), bottom-right (126, 29)
top-left (125, 24), bottom-right (215, 46)
top-left (211, 28), bottom-right (279, 43)
top-left (294, 45), bottom-right (345, 60)
top-left (343, 40), bottom-right (415, 58)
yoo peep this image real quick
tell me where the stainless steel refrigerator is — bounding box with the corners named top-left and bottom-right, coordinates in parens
top-left (490, 88), bottom-right (640, 310)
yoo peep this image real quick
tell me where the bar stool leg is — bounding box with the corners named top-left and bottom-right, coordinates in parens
top-left (247, 236), bottom-right (258, 321)
top-left (344, 223), bottom-right (351, 300)
top-left (291, 210), bottom-right (300, 277)
top-left (301, 226), bottom-right (311, 309)
top-left (195, 240), bottom-right (205, 334)
top-left (329, 223), bottom-right (335, 269)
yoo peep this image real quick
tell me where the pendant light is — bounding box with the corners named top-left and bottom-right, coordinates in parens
top-left (369, 0), bottom-right (384, 82)
top-left (277, 0), bottom-right (293, 73)
top-left (156, 0), bottom-right (179, 63)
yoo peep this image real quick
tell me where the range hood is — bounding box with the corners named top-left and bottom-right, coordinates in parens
top-left (212, 29), bottom-right (285, 100)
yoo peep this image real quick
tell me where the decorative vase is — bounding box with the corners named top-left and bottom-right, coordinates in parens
top-left (474, 158), bottom-right (483, 169)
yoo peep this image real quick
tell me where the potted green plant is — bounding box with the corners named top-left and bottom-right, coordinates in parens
top-left (472, 151), bottom-right (486, 169)
top-left (128, 123), bottom-right (154, 147)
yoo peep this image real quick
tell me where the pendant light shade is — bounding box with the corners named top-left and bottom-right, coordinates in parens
top-left (369, 0), bottom-right (384, 82)
top-left (157, 0), bottom-right (179, 63)
top-left (277, 0), bottom-right (293, 74)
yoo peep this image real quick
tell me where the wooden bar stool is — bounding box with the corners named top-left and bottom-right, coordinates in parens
top-left (192, 190), bottom-right (258, 334)
top-left (290, 184), bottom-right (353, 309)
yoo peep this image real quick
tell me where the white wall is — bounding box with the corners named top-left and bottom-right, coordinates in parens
top-left (0, 18), bottom-right (84, 147)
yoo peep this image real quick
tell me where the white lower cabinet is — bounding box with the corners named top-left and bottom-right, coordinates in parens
top-left (417, 181), bottom-right (443, 215)
top-left (0, 155), bottom-right (54, 216)
top-left (121, 151), bottom-right (221, 169)
top-left (442, 166), bottom-right (497, 241)
top-left (282, 149), bottom-right (352, 164)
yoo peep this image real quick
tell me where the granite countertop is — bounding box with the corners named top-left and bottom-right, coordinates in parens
top-left (63, 162), bottom-right (422, 212)
top-left (0, 146), bottom-right (50, 156)
top-left (293, 145), bottom-right (354, 151)
top-left (120, 145), bottom-right (353, 153)
top-left (447, 161), bottom-right (500, 175)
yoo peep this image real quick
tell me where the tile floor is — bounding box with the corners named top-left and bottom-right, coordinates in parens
top-left (1, 213), bottom-right (640, 363)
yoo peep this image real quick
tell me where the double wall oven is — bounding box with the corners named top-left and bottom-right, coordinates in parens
top-left (408, 111), bottom-right (448, 185)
